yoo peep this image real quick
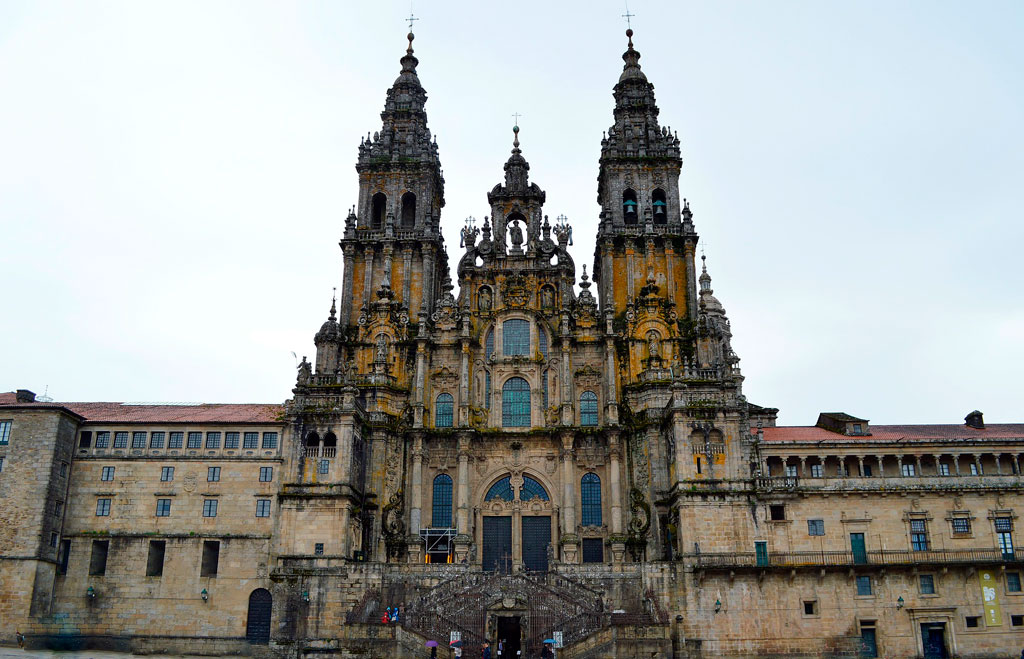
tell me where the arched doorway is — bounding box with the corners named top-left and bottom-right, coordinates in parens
top-left (246, 588), bottom-right (272, 644)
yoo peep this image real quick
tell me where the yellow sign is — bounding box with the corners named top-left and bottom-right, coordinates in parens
top-left (979, 570), bottom-right (1002, 626)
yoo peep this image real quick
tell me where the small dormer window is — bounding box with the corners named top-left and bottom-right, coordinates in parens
top-left (852, 424), bottom-right (862, 434)
top-left (652, 188), bottom-right (667, 224)
top-left (623, 189), bottom-right (638, 224)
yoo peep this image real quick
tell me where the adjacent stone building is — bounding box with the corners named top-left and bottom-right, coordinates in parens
top-left (1, 29), bottom-right (1022, 659)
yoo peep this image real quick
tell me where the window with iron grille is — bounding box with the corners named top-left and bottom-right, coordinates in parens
top-left (502, 319), bottom-right (530, 356)
top-left (96, 498), bottom-right (111, 516)
top-left (256, 499), bottom-right (271, 517)
top-left (539, 327), bottom-right (548, 359)
top-left (485, 328), bottom-right (494, 358)
top-left (160, 466), bottom-right (174, 481)
top-left (150, 432), bottom-right (165, 448)
top-left (114, 432), bottom-right (129, 448)
top-left (314, 543), bottom-right (324, 555)
top-left (485, 477), bottom-right (513, 502)
top-left (318, 459), bottom-right (329, 475)
top-left (207, 467), bottom-right (220, 482)
top-left (262, 432), bottom-right (278, 449)
top-left (100, 466), bottom-right (115, 481)
top-left (132, 432), bottom-right (147, 449)
top-left (521, 476), bottom-right (549, 501)
top-left (243, 432), bottom-right (259, 449)
top-left (919, 574), bottom-right (936, 594)
top-left (259, 467), bottom-right (273, 482)
top-left (996, 518), bottom-right (1013, 532)
top-left (187, 432), bottom-right (202, 449)
top-left (168, 432), bottom-right (183, 449)
top-left (202, 499), bottom-right (218, 517)
top-left (224, 432), bottom-right (239, 449)
top-left (435, 393), bottom-right (454, 428)
top-left (0, 420), bottom-right (10, 445)
top-left (856, 576), bottom-right (872, 596)
top-left (95, 431), bottom-right (110, 448)
top-left (581, 473), bottom-right (602, 526)
top-left (1007, 572), bottom-right (1022, 592)
top-left (484, 371), bottom-right (491, 409)
top-left (997, 518), bottom-right (1014, 557)
top-left (155, 499), bottom-right (171, 516)
top-left (808, 519), bottom-right (825, 536)
top-left (205, 432), bottom-right (220, 449)
top-left (952, 517), bottom-right (971, 535)
top-left (502, 377), bottom-right (531, 427)
top-left (542, 370), bottom-right (549, 409)
top-left (580, 391), bottom-right (598, 426)
top-left (582, 538), bottom-right (603, 564)
top-left (432, 474), bottom-right (453, 527)
top-left (910, 520), bottom-right (929, 551)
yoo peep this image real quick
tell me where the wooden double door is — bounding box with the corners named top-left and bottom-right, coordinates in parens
top-left (482, 516), bottom-right (551, 572)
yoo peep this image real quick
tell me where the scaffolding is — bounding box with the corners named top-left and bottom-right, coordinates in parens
top-left (419, 527), bottom-right (456, 563)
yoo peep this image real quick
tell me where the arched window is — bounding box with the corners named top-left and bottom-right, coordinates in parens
top-left (502, 377), bottom-right (531, 427)
top-left (485, 328), bottom-right (494, 358)
top-left (484, 370), bottom-right (491, 410)
top-left (305, 431), bottom-right (320, 447)
top-left (503, 319), bottom-right (530, 356)
top-left (538, 327), bottom-right (548, 359)
top-left (580, 391), bottom-right (598, 427)
top-left (521, 476), bottom-right (549, 501)
top-left (581, 473), bottom-right (602, 526)
top-left (485, 476), bottom-right (513, 501)
top-left (435, 393), bottom-right (454, 428)
top-left (432, 474), bottom-right (453, 527)
top-left (622, 188), bottom-right (638, 224)
top-left (652, 188), bottom-right (667, 224)
top-left (401, 192), bottom-right (416, 228)
top-left (371, 192), bottom-right (386, 229)
top-left (322, 432), bottom-right (337, 448)
top-left (542, 369), bottom-right (549, 409)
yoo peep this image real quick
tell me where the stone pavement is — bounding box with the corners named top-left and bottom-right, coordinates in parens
top-left (0, 649), bottom-right (203, 659)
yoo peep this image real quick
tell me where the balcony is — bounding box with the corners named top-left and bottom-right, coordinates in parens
top-left (303, 446), bottom-right (337, 458)
top-left (689, 547), bottom-right (1024, 571)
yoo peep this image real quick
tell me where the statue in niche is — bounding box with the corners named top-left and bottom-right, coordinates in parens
top-left (296, 356), bottom-right (312, 385)
top-left (479, 287), bottom-right (492, 312)
top-left (375, 334), bottom-right (389, 363)
top-left (647, 331), bottom-right (661, 361)
top-left (541, 286), bottom-right (554, 310)
top-left (508, 218), bottom-right (524, 250)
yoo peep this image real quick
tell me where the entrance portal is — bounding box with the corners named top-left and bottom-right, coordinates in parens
top-left (521, 516), bottom-right (551, 572)
top-left (921, 623), bottom-right (948, 659)
top-left (245, 588), bottom-right (272, 644)
top-left (496, 616), bottom-right (521, 658)
top-left (483, 516), bottom-right (512, 572)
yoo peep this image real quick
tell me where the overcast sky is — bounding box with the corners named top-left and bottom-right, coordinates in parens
top-left (1, 1), bottom-right (1021, 426)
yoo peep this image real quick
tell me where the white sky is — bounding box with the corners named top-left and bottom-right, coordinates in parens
top-left (1, 1), bottom-right (1022, 426)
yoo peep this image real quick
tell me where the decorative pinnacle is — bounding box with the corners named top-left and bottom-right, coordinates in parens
top-left (329, 288), bottom-right (337, 320)
top-left (512, 124), bottom-right (520, 150)
top-left (626, 28), bottom-right (634, 49)
top-left (406, 31), bottom-right (415, 55)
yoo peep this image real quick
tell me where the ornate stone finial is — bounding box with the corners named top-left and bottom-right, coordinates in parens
top-left (700, 254), bottom-right (712, 293)
top-left (460, 216), bottom-right (479, 248)
top-left (330, 288), bottom-right (337, 321)
top-left (512, 124), bottom-right (521, 151)
top-left (553, 214), bottom-right (573, 246)
top-left (481, 216), bottom-right (492, 241)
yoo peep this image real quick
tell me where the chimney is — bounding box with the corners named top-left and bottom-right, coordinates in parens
top-left (15, 389), bottom-right (36, 403)
top-left (964, 410), bottom-right (985, 430)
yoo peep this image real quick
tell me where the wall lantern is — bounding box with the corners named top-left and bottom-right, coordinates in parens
top-left (86, 586), bottom-right (96, 599)
top-left (896, 596), bottom-right (904, 610)
top-left (302, 590), bottom-right (310, 603)
top-left (201, 588), bottom-right (209, 602)
top-left (714, 599), bottom-right (722, 613)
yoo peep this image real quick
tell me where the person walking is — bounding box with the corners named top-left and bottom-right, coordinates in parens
top-left (541, 641), bottom-right (554, 659)
top-left (481, 639), bottom-right (492, 659)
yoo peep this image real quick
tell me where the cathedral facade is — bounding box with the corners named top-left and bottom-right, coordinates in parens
top-left (2, 30), bottom-right (1023, 659)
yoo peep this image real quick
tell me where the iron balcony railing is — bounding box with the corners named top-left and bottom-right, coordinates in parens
top-left (690, 547), bottom-right (1024, 569)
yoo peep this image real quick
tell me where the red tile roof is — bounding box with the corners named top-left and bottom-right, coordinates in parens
top-left (762, 424), bottom-right (1024, 443)
top-left (0, 393), bottom-right (282, 424)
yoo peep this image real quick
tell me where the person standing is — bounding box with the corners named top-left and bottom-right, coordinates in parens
top-left (481, 639), bottom-right (492, 659)
top-left (541, 642), bottom-right (554, 659)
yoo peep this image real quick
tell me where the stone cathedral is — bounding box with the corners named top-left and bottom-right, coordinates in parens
top-left (2, 29), bottom-right (1023, 659)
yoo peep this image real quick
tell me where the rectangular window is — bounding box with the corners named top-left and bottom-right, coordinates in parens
top-left (785, 464), bottom-right (798, 477)
top-left (808, 519), bottom-right (825, 536)
top-left (155, 499), bottom-right (171, 517)
top-left (224, 432), bottom-right (239, 449)
top-left (769, 504), bottom-right (786, 521)
top-left (96, 498), bottom-right (111, 516)
top-left (970, 462), bottom-right (981, 475)
top-left (95, 431), bottom-right (110, 448)
top-left (100, 466), bottom-right (115, 481)
top-left (0, 420), bottom-right (11, 445)
top-left (852, 423), bottom-right (862, 434)
top-left (319, 459), bottom-right (329, 475)
top-left (901, 463), bottom-right (916, 477)
top-left (202, 499), bottom-right (218, 517)
top-left (89, 539), bottom-right (109, 576)
top-left (582, 537), bottom-right (604, 564)
top-left (919, 574), bottom-right (936, 594)
top-left (502, 318), bottom-right (530, 356)
top-left (160, 466), bottom-right (175, 482)
top-left (60, 461), bottom-right (68, 477)
top-left (862, 463), bottom-right (873, 477)
top-left (484, 371), bottom-right (491, 410)
top-left (54, 501), bottom-right (62, 516)
top-left (810, 464), bottom-right (823, 478)
top-left (168, 432), bottom-right (184, 449)
top-left (113, 431), bottom-right (128, 448)
top-left (911, 519), bottom-right (929, 551)
top-left (856, 575), bottom-right (872, 596)
top-left (951, 517), bottom-right (971, 535)
top-left (256, 499), bottom-right (271, 517)
top-left (803, 600), bottom-right (818, 616)
top-left (146, 540), bottom-right (165, 577)
top-left (200, 540), bottom-right (219, 577)
top-left (259, 467), bottom-right (273, 482)
top-left (187, 432), bottom-right (202, 449)
top-left (314, 542), bottom-right (324, 555)
top-left (150, 431), bottom-right (165, 448)
top-left (50, 532), bottom-right (59, 548)
top-left (205, 432), bottom-right (220, 449)
top-left (132, 431), bottom-right (147, 449)
top-left (79, 430), bottom-right (92, 448)
top-left (207, 466), bottom-right (221, 482)
top-left (1012, 614), bottom-right (1024, 627)
top-left (997, 518), bottom-right (1014, 558)
top-left (262, 432), bottom-right (278, 449)
top-left (1007, 572), bottom-right (1022, 593)
top-left (57, 539), bottom-right (71, 575)
top-left (938, 463), bottom-right (950, 476)
top-left (243, 432), bottom-right (259, 449)
top-left (965, 616), bottom-right (980, 628)
top-left (995, 517), bottom-right (1013, 532)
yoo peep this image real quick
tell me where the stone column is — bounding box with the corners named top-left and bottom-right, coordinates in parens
top-left (362, 246), bottom-right (375, 308)
top-left (422, 246), bottom-right (436, 317)
top-left (560, 313), bottom-right (573, 425)
top-left (973, 455), bottom-right (982, 476)
top-left (818, 455), bottom-right (827, 478)
top-left (876, 455), bottom-right (884, 477)
top-left (665, 242), bottom-right (676, 299)
top-left (1013, 455), bottom-right (1020, 476)
top-left (561, 434), bottom-right (576, 532)
top-left (857, 456), bottom-right (865, 477)
top-left (339, 503), bottom-right (353, 557)
top-left (410, 434), bottom-right (424, 534)
top-left (604, 313), bottom-right (619, 424)
top-left (994, 454), bottom-right (1003, 475)
top-left (684, 238), bottom-right (697, 320)
top-left (626, 246), bottom-right (636, 299)
top-left (897, 455), bottom-right (905, 477)
top-left (914, 455), bottom-right (923, 477)
top-left (953, 454), bottom-right (961, 476)
top-left (413, 336), bottom-right (427, 428)
top-left (799, 456), bottom-right (808, 478)
top-left (609, 433), bottom-right (625, 563)
top-left (453, 434), bottom-right (472, 563)
top-left (459, 337), bottom-right (470, 427)
top-left (401, 246), bottom-right (413, 304)
top-left (340, 244), bottom-right (356, 324)
top-left (933, 454), bottom-right (944, 476)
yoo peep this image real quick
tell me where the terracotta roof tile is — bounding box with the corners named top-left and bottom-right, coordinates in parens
top-left (761, 424), bottom-right (1024, 443)
top-left (0, 393), bottom-right (283, 424)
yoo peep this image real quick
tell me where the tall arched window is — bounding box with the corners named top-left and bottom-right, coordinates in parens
top-left (652, 188), bottom-right (667, 224)
top-left (484, 371), bottom-right (492, 410)
top-left (581, 473), bottom-right (602, 526)
top-left (485, 476), bottom-right (513, 501)
top-left (521, 476), bottom-right (549, 501)
top-left (580, 391), bottom-right (598, 427)
top-left (502, 377), bottom-right (531, 427)
top-left (622, 188), bottom-right (638, 224)
top-left (432, 474), bottom-right (453, 527)
top-left (542, 369), bottom-right (549, 409)
top-left (305, 431), bottom-right (320, 447)
top-left (503, 319), bottom-right (530, 356)
top-left (371, 192), bottom-right (386, 229)
top-left (435, 393), bottom-right (453, 428)
top-left (485, 328), bottom-right (494, 358)
top-left (401, 192), bottom-right (416, 228)
top-left (538, 327), bottom-right (548, 359)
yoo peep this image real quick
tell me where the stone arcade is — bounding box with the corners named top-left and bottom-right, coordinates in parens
top-left (2, 29), bottom-right (1023, 659)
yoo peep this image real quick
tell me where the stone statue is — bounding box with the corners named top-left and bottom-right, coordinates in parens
top-left (647, 331), bottom-right (661, 361)
top-left (509, 218), bottom-right (523, 249)
top-left (375, 334), bottom-right (389, 363)
top-left (541, 286), bottom-right (554, 309)
top-left (297, 356), bottom-right (312, 385)
top-left (479, 287), bottom-right (492, 312)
